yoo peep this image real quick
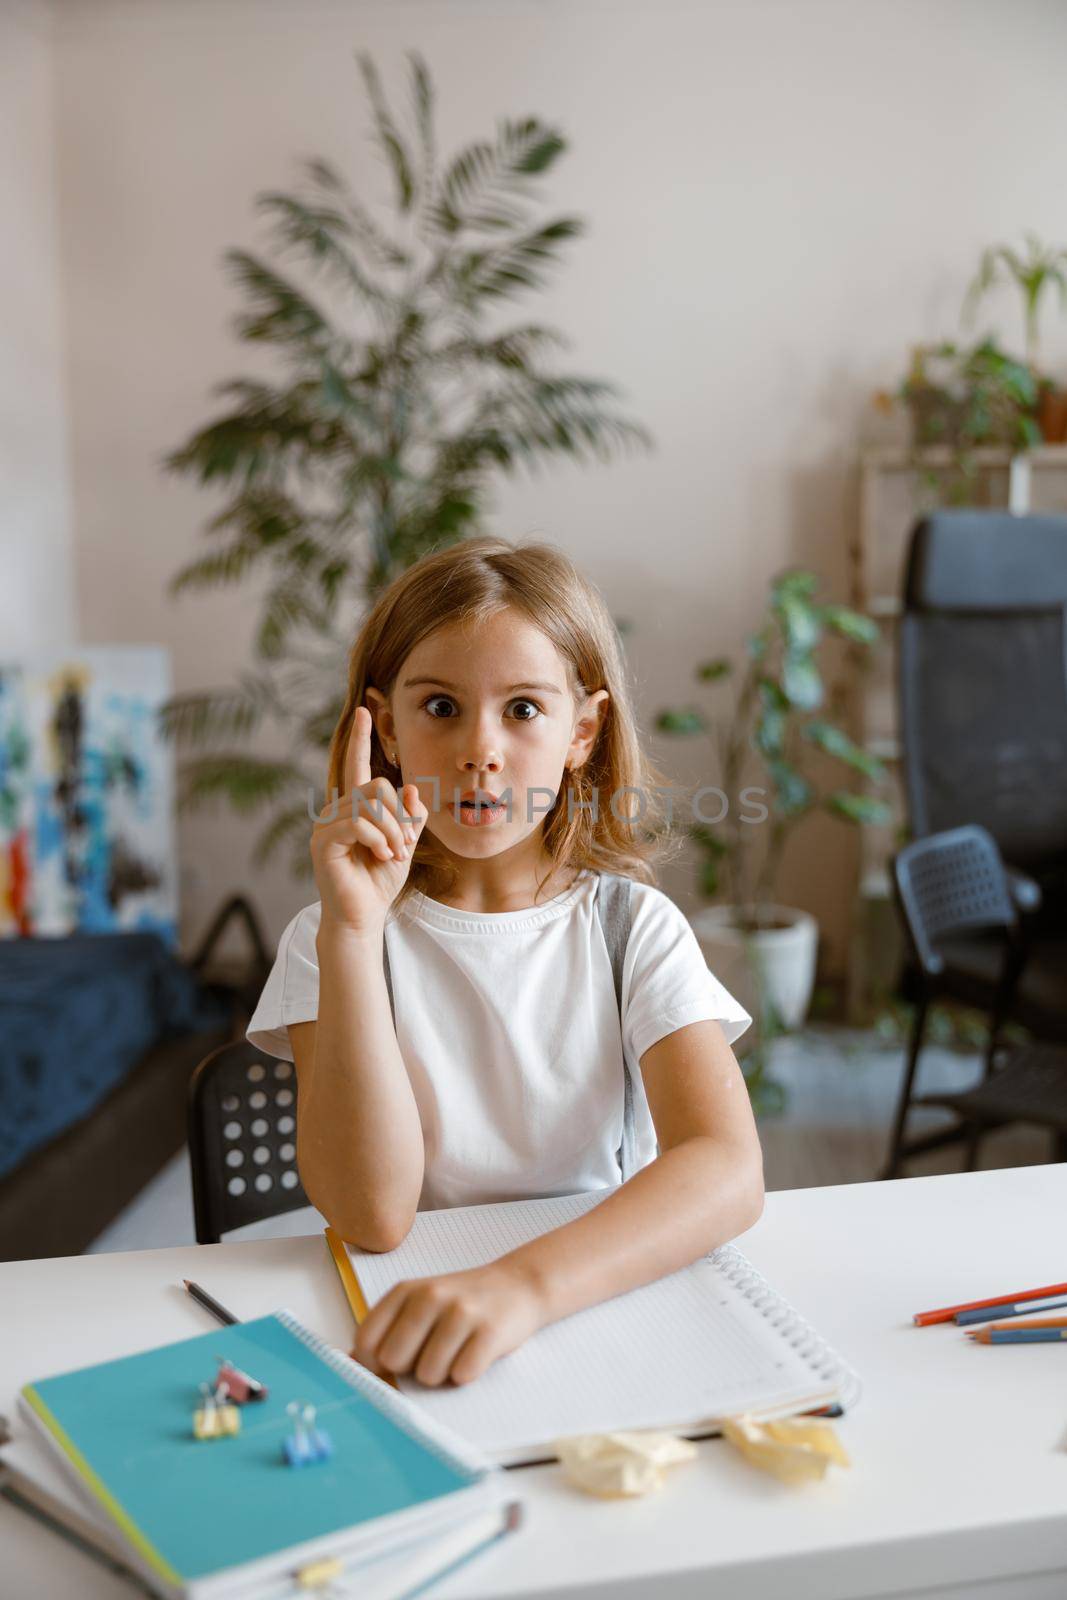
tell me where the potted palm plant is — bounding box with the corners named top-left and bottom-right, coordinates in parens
top-left (159, 52), bottom-right (651, 872)
top-left (657, 570), bottom-right (889, 1110)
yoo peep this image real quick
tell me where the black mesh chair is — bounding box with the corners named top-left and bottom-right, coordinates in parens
top-left (884, 825), bottom-right (1067, 1177)
top-left (188, 1040), bottom-right (310, 1244)
top-left (898, 510), bottom-right (1067, 1043)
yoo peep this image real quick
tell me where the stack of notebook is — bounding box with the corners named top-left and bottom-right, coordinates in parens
top-left (2, 1189), bottom-right (862, 1594)
top-left (2, 1310), bottom-right (521, 1599)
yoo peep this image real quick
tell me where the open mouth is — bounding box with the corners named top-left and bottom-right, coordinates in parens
top-left (456, 795), bottom-right (506, 826)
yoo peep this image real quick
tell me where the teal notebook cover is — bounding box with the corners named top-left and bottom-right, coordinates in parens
top-left (21, 1311), bottom-right (482, 1589)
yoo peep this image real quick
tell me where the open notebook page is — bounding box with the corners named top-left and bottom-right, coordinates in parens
top-left (347, 1191), bottom-right (842, 1464)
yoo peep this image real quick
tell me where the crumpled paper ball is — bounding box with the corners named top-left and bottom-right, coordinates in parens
top-left (554, 1429), bottom-right (699, 1497)
top-left (719, 1412), bottom-right (851, 1484)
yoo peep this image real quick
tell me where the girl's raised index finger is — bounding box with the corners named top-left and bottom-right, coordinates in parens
top-left (345, 705), bottom-right (372, 794)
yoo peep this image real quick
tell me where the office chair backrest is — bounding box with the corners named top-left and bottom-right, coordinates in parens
top-left (899, 512), bottom-right (1067, 883)
top-left (892, 825), bottom-right (1019, 979)
top-left (188, 1040), bottom-right (310, 1244)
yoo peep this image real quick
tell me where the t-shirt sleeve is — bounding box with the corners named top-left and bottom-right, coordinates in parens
top-left (245, 903), bottom-right (322, 1062)
top-left (622, 884), bottom-right (752, 1063)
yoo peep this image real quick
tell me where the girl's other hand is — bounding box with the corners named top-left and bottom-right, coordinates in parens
top-left (311, 705), bottom-right (428, 937)
top-left (351, 1259), bottom-right (549, 1389)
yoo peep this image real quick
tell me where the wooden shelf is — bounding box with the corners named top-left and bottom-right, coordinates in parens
top-left (861, 444), bottom-right (1067, 468)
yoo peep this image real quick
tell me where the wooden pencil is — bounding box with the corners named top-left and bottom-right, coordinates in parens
top-left (182, 1278), bottom-right (238, 1326)
top-left (323, 1226), bottom-right (399, 1391)
top-left (983, 1315), bottom-right (1067, 1332)
top-left (913, 1280), bottom-right (1067, 1326)
top-left (967, 1327), bottom-right (1067, 1344)
top-left (323, 1227), bottom-right (370, 1324)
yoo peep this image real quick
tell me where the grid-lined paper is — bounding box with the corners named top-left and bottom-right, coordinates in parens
top-left (348, 1192), bottom-right (842, 1461)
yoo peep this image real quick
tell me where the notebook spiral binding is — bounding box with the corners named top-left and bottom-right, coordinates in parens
top-left (274, 1310), bottom-right (500, 1482)
top-left (709, 1246), bottom-right (864, 1412)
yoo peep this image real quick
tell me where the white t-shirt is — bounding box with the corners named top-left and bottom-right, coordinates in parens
top-left (246, 868), bottom-right (751, 1211)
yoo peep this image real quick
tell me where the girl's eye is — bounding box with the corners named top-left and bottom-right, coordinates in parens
top-left (422, 695), bottom-right (456, 719)
top-left (510, 699), bottom-right (542, 722)
top-left (420, 695), bottom-right (543, 722)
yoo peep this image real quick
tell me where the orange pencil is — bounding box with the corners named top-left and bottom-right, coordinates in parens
top-left (913, 1281), bottom-right (1067, 1326)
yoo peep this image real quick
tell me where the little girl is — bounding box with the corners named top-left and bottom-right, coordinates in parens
top-left (247, 535), bottom-right (762, 1391)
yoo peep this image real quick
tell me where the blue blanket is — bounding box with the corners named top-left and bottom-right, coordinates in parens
top-left (0, 934), bottom-right (230, 1181)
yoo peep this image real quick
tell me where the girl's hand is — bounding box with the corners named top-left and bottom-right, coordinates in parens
top-left (351, 1259), bottom-right (550, 1389)
top-left (311, 706), bottom-right (428, 937)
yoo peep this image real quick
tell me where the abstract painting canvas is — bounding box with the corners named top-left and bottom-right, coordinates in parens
top-left (0, 647), bottom-right (178, 944)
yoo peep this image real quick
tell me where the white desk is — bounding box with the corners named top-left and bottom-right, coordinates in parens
top-left (4, 1165), bottom-right (1067, 1600)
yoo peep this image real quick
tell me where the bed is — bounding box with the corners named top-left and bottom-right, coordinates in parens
top-left (0, 932), bottom-right (232, 1259)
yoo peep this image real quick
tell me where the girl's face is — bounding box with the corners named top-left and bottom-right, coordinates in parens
top-left (365, 609), bottom-right (608, 857)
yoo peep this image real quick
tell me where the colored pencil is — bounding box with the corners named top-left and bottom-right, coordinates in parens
top-left (323, 1226), bottom-right (370, 1324)
top-left (980, 1315), bottom-right (1067, 1332)
top-left (323, 1227), bottom-right (399, 1391)
top-left (968, 1327), bottom-right (1067, 1344)
top-left (956, 1294), bottom-right (1067, 1327)
top-left (913, 1280), bottom-right (1067, 1326)
top-left (182, 1278), bottom-right (238, 1327)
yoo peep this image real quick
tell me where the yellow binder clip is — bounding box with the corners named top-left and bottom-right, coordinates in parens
top-left (193, 1380), bottom-right (241, 1440)
top-left (294, 1556), bottom-right (343, 1591)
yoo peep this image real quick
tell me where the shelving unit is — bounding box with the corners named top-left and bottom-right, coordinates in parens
top-left (844, 444), bottom-right (1067, 1019)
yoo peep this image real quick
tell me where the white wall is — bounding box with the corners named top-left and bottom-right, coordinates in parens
top-left (48, 0), bottom-right (1067, 968)
top-left (1, 0), bottom-right (74, 655)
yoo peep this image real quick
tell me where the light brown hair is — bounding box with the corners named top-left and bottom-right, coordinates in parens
top-left (325, 535), bottom-right (685, 912)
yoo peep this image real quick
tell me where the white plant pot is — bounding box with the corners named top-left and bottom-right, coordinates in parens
top-left (688, 904), bottom-right (819, 1041)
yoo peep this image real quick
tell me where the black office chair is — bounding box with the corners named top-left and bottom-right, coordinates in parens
top-left (883, 826), bottom-right (1067, 1177)
top-left (188, 1040), bottom-right (310, 1244)
top-left (898, 510), bottom-right (1067, 1043)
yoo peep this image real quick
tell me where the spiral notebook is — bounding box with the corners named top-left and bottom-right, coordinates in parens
top-left (346, 1191), bottom-right (862, 1468)
top-left (16, 1310), bottom-right (521, 1599)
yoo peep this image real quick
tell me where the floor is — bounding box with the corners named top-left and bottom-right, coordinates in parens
top-left (751, 1025), bottom-right (1052, 1189)
top-left (85, 1026), bottom-right (1055, 1254)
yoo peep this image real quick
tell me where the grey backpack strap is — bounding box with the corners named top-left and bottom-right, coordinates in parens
top-left (595, 871), bottom-right (635, 1182)
top-left (382, 928), bottom-right (397, 1030)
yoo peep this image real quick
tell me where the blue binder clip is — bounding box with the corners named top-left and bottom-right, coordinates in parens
top-left (283, 1401), bottom-right (333, 1467)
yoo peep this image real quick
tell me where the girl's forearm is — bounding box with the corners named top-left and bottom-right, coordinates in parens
top-left (503, 1137), bottom-right (765, 1324)
top-left (300, 922), bottom-right (424, 1249)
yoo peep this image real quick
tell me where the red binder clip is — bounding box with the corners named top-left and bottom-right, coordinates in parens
top-left (214, 1357), bottom-right (268, 1403)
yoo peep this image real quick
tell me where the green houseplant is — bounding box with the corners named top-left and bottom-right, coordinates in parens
top-left (963, 232), bottom-right (1067, 373)
top-left (657, 570), bottom-right (889, 1113)
top-left (891, 336), bottom-right (1041, 504)
top-left (879, 234), bottom-right (1066, 493)
top-left (963, 232), bottom-right (1067, 444)
top-left (160, 52), bottom-right (651, 875)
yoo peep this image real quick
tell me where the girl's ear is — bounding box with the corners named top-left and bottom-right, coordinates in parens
top-left (568, 689), bottom-right (609, 771)
top-left (363, 687), bottom-right (395, 756)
